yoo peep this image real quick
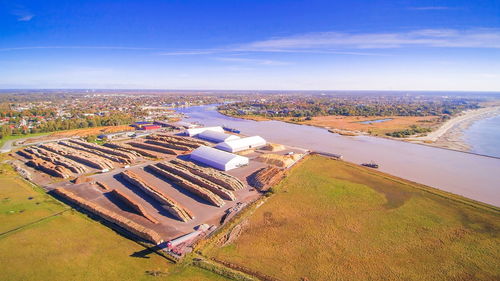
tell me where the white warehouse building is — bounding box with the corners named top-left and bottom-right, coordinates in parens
top-left (185, 126), bottom-right (224, 137)
top-left (190, 146), bottom-right (249, 171)
top-left (197, 130), bottom-right (241, 143)
top-left (215, 136), bottom-right (267, 153)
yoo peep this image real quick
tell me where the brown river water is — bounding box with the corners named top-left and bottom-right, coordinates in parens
top-left (177, 104), bottom-right (500, 207)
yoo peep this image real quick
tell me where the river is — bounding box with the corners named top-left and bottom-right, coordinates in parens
top-left (463, 115), bottom-right (500, 158)
top-left (176, 104), bottom-right (500, 207)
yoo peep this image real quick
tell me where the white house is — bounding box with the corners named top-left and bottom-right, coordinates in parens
top-left (215, 136), bottom-right (267, 153)
top-left (185, 126), bottom-right (224, 137)
top-left (190, 146), bottom-right (249, 171)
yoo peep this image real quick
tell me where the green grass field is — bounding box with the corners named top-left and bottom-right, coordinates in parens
top-left (0, 132), bottom-right (50, 149)
top-left (0, 158), bottom-right (227, 281)
top-left (208, 155), bottom-right (500, 281)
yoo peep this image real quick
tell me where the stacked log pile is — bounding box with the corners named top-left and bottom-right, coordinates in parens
top-left (109, 189), bottom-right (159, 224)
top-left (127, 142), bottom-right (179, 155)
top-left (16, 149), bottom-right (33, 160)
top-left (53, 188), bottom-right (163, 244)
top-left (145, 140), bottom-right (191, 152)
top-left (21, 147), bottom-right (87, 174)
top-left (69, 139), bottom-right (137, 161)
top-left (147, 164), bottom-right (225, 207)
top-left (155, 134), bottom-right (211, 147)
top-left (40, 143), bottom-right (114, 170)
top-left (248, 166), bottom-right (285, 191)
top-left (120, 170), bottom-right (193, 222)
top-left (26, 157), bottom-right (71, 178)
top-left (59, 141), bottom-right (130, 164)
top-left (96, 181), bottom-right (111, 191)
top-left (103, 142), bottom-right (159, 158)
top-left (157, 162), bottom-right (235, 201)
top-left (172, 159), bottom-right (245, 191)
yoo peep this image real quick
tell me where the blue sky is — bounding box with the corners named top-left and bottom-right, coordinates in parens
top-left (0, 0), bottom-right (499, 90)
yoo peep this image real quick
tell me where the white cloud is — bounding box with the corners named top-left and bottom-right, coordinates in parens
top-left (150, 28), bottom-right (500, 56)
top-left (240, 28), bottom-right (500, 50)
top-left (408, 6), bottom-right (454, 11)
top-left (11, 8), bottom-right (35, 21)
top-left (1, 28), bottom-right (498, 58)
top-left (158, 50), bottom-right (216, 56)
top-left (17, 14), bottom-right (34, 21)
top-left (214, 57), bottom-right (290, 66)
top-left (0, 46), bottom-right (157, 52)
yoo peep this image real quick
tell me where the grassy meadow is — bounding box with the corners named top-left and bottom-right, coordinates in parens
top-left (0, 158), bottom-right (227, 281)
top-left (208, 155), bottom-right (500, 281)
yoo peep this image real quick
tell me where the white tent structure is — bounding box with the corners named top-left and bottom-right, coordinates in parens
top-left (185, 126), bottom-right (224, 137)
top-left (215, 136), bottom-right (267, 153)
top-left (197, 130), bottom-right (240, 143)
top-left (190, 146), bottom-right (249, 171)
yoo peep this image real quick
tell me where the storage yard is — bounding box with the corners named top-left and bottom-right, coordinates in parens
top-left (11, 124), bottom-right (307, 258)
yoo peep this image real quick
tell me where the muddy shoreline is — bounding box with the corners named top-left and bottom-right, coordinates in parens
top-left (410, 106), bottom-right (500, 152)
top-left (218, 106), bottom-right (500, 154)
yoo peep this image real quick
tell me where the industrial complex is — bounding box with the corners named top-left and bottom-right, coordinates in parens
top-left (11, 122), bottom-right (307, 258)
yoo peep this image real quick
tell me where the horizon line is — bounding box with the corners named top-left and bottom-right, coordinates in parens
top-left (0, 88), bottom-right (499, 93)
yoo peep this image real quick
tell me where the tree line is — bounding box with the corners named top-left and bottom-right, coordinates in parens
top-left (0, 114), bottom-right (133, 140)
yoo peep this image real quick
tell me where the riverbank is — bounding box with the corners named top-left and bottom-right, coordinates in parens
top-left (217, 110), bottom-right (439, 136)
top-left (207, 155), bottom-right (500, 281)
top-left (218, 106), bottom-right (500, 154)
top-left (408, 106), bottom-right (500, 151)
top-left (178, 104), bottom-right (500, 206)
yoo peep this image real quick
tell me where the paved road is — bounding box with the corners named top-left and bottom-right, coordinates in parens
top-left (0, 138), bottom-right (18, 153)
top-left (0, 136), bottom-right (78, 154)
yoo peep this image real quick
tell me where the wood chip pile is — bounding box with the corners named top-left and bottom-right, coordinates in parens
top-left (261, 143), bottom-right (285, 152)
top-left (256, 153), bottom-right (304, 168)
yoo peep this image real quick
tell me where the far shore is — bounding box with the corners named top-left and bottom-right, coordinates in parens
top-left (217, 105), bottom-right (500, 153)
top-left (408, 106), bottom-right (500, 151)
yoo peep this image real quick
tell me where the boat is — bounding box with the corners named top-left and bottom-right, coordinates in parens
top-left (222, 126), bottom-right (241, 134)
top-left (361, 161), bottom-right (379, 169)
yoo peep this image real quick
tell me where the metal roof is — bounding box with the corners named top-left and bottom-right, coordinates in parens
top-left (215, 136), bottom-right (267, 152)
top-left (197, 130), bottom-right (240, 143)
top-left (185, 126), bottom-right (224, 136)
top-left (190, 145), bottom-right (248, 169)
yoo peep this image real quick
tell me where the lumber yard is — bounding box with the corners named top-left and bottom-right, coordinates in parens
top-left (11, 125), bottom-right (309, 257)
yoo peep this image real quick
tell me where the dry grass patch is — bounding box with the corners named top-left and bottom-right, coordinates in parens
top-left (209, 155), bottom-right (499, 281)
top-left (301, 115), bottom-right (439, 136)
